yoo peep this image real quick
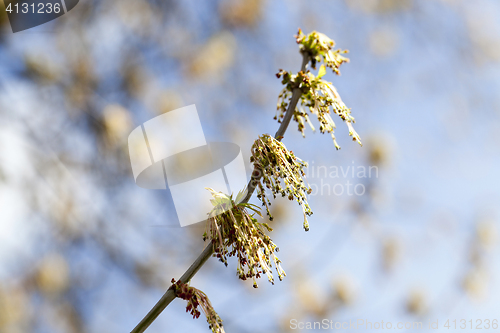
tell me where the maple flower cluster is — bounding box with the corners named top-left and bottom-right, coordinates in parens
top-left (250, 134), bottom-right (313, 231)
top-left (204, 189), bottom-right (286, 288)
top-left (170, 278), bottom-right (225, 333)
top-left (275, 67), bottom-right (362, 149)
top-left (295, 28), bottom-right (349, 73)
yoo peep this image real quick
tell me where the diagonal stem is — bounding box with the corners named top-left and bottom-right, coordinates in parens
top-left (274, 52), bottom-right (309, 140)
top-left (243, 51), bottom-right (309, 203)
top-left (130, 51), bottom-right (309, 333)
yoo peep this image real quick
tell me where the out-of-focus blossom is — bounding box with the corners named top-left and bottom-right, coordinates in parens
top-left (382, 238), bottom-right (401, 271)
top-left (296, 282), bottom-right (325, 317)
top-left (219, 0), bottom-right (263, 28)
top-left (366, 135), bottom-right (393, 168)
top-left (121, 62), bottom-right (149, 98)
top-left (406, 289), bottom-right (427, 315)
top-left (35, 253), bottom-right (70, 296)
top-left (463, 268), bottom-right (489, 299)
top-left (24, 54), bottom-right (61, 83)
top-left (466, 9), bottom-right (500, 62)
top-left (155, 90), bottom-right (183, 115)
top-left (0, 285), bottom-right (30, 331)
top-left (102, 104), bottom-right (133, 145)
top-left (118, 0), bottom-right (156, 35)
top-left (188, 32), bottom-right (237, 79)
top-left (369, 27), bottom-right (400, 58)
top-left (345, 0), bottom-right (412, 13)
top-left (332, 276), bottom-right (356, 306)
top-left (476, 220), bottom-right (497, 249)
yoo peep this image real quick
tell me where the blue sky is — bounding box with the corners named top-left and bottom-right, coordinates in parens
top-left (1, 0), bottom-right (500, 332)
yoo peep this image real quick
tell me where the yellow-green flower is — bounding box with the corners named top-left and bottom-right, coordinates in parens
top-left (204, 188), bottom-right (286, 288)
top-left (276, 67), bottom-right (362, 149)
top-left (295, 28), bottom-right (350, 74)
top-left (250, 135), bottom-right (313, 231)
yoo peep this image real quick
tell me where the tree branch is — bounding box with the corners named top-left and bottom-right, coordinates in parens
top-left (130, 51), bottom-right (309, 333)
top-left (274, 52), bottom-right (309, 140)
top-left (243, 51), bottom-right (309, 203)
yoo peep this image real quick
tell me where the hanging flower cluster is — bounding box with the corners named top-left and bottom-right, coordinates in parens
top-left (250, 134), bottom-right (313, 231)
top-left (204, 188), bottom-right (286, 288)
top-left (295, 28), bottom-right (350, 74)
top-left (170, 278), bottom-right (225, 333)
top-left (275, 66), bottom-right (362, 150)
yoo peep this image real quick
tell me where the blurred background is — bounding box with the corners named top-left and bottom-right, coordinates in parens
top-left (1, 0), bottom-right (500, 332)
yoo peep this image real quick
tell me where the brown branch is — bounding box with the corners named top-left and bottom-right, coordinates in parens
top-left (130, 51), bottom-right (309, 333)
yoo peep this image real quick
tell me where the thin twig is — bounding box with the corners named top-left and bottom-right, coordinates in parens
top-left (274, 52), bottom-right (309, 140)
top-left (243, 51), bottom-right (308, 203)
top-left (130, 52), bottom-right (309, 333)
